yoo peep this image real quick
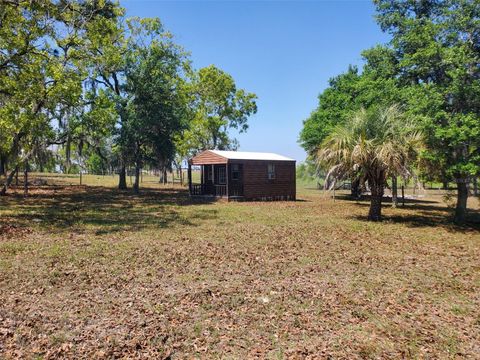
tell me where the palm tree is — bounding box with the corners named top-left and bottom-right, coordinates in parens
top-left (317, 105), bottom-right (423, 221)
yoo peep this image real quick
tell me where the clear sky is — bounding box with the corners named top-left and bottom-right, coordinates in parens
top-left (122, 0), bottom-right (389, 162)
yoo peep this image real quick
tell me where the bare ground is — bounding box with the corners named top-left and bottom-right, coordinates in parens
top-left (0, 183), bottom-right (479, 359)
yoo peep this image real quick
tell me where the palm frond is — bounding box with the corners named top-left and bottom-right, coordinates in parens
top-left (316, 104), bottom-right (424, 191)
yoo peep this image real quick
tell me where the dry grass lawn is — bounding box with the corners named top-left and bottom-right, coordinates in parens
top-left (0, 175), bottom-right (479, 359)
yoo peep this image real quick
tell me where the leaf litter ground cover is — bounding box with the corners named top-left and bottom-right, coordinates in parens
top-left (0, 181), bottom-right (479, 359)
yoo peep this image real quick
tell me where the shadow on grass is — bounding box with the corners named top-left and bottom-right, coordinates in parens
top-left (351, 213), bottom-right (480, 232)
top-left (0, 185), bottom-right (218, 235)
top-left (342, 195), bottom-right (480, 231)
top-left (332, 193), bottom-right (439, 205)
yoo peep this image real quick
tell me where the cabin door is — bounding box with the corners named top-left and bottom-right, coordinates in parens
top-left (229, 163), bottom-right (243, 196)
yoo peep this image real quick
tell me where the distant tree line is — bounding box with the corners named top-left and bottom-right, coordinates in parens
top-left (300, 0), bottom-right (480, 224)
top-left (0, 0), bottom-right (257, 195)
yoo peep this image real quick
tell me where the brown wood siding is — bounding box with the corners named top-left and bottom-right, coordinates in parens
top-left (190, 150), bottom-right (227, 165)
top-left (189, 151), bottom-right (296, 201)
top-left (241, 160), bottom-right (296, 200)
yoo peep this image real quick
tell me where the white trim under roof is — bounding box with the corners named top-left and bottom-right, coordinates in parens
top-left (210, 150), bottom-right (295, 161)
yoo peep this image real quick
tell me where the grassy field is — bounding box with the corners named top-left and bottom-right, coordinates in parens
top-left (0, 174), bottom-right (479, 358)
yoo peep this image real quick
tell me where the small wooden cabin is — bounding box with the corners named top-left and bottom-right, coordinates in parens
top-left (187, 150), bottom-right (296, 201)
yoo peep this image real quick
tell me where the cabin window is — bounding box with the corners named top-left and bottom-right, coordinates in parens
top-left (207, 165), bottom-right (213, 181)
top-left (231, 164), bottom-right (240, 180)
top-left (218, 167), bottom-right (226, 184)
top-left (267, 163), bottom-right (276, 180)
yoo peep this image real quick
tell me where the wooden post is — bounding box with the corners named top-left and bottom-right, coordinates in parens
top-left (226, 163), bottom-right (229, 200)
top-left (401, 185), bottom-right (405, 207)
top-left (188, 163), bottom-right (192, 195)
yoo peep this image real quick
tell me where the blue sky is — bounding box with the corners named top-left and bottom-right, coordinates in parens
top-left (123, 1), bottom-right (389, 162)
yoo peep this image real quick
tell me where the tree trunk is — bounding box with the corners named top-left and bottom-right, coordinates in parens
top-left (391, 176), bottom-right (398, 208)
top-left (0, 167), bottom-right (18, 196)
top-left (0, 155), bottom-right (6, 176)
top-left (454, 180), bottom-right (468, 225)
top-left (118, 159), bottom-right (127, 190)
top-left (441, 169), bottom-right (448, 190)
top-left (368, 181), bottom-right (384, 221)
top-left (65, 136), bottom-right (71, 174)
top-left (473, 177), bottom-right (478, 197)
top-left (133, 161), bottom-right (140, 194)
top-left (442, 180), bottom-right (449, 190)
top-left (15, 165), bottom-right (19, 186)
top-left (24, 162), bottom-right (29, 197)
top-left (351, 177), bottom-right (360, 198)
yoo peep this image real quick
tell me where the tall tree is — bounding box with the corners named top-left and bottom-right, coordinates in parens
top-left (82, 5), bottom-right (130, 189)
top-left (1, 0), bottom-right (53, 193)
top-left (178, 65), bottom-right (257, 155)
top-left (0, 0), bottom-right (118, 195)
top-left (374, 0), bottom-right (480, 224)
top-left (85, 15), bottom-right (188, 190)
top-left (122, 23), bottom-right (189, 193)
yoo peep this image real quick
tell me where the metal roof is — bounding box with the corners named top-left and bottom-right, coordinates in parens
top-left (210, 150), bottom-right (295, 161)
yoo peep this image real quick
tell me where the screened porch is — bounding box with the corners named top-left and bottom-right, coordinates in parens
top-left (188, 163), bottom-right (244, 198)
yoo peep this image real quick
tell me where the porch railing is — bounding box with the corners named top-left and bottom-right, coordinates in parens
top-left (214, 185), bottom-right (227, 197)
top-left (191, 183), bottom-right (228, 197)
top-left (191, 184), bottom-right (205, 196)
